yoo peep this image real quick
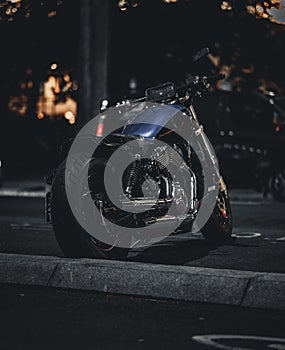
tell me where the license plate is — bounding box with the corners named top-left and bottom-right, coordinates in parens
top-left (45, 191), bottom-right (52, 223)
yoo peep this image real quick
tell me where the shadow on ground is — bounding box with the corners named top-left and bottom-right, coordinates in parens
top-left (128, 235), bottom-right (236, 265)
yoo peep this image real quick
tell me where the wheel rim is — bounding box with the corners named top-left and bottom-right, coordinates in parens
top-left (216, 191), bottom-right (231, 229)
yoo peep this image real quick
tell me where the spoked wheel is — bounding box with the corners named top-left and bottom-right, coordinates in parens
top-left (200, 179), bottom-right (233, 244)
top-left (269, 170), bottom-right (285, 202)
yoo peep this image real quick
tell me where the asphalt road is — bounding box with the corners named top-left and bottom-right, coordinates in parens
top-left (0, 196), bottom-right (285, 273)
top-left (0, 284), bottom-right (284, 350)
top-left (0, 196), bottom-right (285, 349)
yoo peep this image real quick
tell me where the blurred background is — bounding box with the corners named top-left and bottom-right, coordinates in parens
top-left (0, 0), bottom-right (285, 198)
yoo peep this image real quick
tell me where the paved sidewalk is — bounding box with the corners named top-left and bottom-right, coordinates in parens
top-left (0, 177), bottom-right (48, 198)
top-left (229, 188), bottom-right (273, 204)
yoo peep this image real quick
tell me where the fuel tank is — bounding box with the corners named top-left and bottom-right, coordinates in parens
top-left (122, 103), bottom-right (187, 139)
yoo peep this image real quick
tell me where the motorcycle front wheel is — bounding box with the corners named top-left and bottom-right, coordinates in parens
top-left (200, 183), bottom-right (233, 244)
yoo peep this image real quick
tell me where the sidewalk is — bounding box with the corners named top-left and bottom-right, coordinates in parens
top-left (229, 188), bottom-right (273, 204)
top-left (0, 177), bottom-right (48, 198)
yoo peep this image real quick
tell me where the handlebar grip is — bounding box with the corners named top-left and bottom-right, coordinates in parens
top-left (207, 73), bottom-right (226, 83)
top-left (192, 47), bottom-right (210, 62)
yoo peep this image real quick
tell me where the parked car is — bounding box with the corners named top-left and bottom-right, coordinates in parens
top-left (193, 89), bottom-right (285, 201)
top-left (0, 159), bottom-right (2, 188)
top-left (0, 134), bottom-right (3, 187)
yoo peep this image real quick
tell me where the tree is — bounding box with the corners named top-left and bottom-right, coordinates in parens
top-left (117, 0), bottom-right (284, 24)
top-left (77, 0), bottom-right (111, 128)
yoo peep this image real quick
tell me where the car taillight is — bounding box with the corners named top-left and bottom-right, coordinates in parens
top-left (273, 113), bottom-right (281, 132)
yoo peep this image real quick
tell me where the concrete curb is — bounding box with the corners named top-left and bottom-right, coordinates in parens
top-left (0, 253), bottom-right (284, 310)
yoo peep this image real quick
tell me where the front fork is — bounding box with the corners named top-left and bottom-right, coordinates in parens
top-left (188, 106), bottom-right (230, 220)
top-left (188, 104), bottom-right (228, 198)
top-left (219, 176), bottom-right (228, 195)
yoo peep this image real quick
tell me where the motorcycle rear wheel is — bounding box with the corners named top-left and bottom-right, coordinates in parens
top-left (50, 158), bottom-right (130, 260)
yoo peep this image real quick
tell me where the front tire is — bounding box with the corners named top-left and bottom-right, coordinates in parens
top-left (269, 170), bottom-right (285, 202)
top-left (200, 183), bottom-right (233, 244)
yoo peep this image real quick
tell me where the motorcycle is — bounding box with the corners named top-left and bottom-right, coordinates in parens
top-left (45, 48), bottom-right (233, 260)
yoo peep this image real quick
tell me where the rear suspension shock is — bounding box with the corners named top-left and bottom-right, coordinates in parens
top-left (125, 154), bottom-right (141, 198)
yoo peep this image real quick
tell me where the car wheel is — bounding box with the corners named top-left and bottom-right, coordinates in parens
top-left (269, 170), bottom-right (285, 202)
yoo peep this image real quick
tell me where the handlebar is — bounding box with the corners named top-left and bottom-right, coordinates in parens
top-left (180, 73), bottom-right (225, 91)
top-left (165, 73), bottom-right (225, 101)
top-left (123, 73), bottom-right (225, 105)
top-left (206, 73), bottom-right (226, 83)
top-left (117, 47), bottom-right (225, 105)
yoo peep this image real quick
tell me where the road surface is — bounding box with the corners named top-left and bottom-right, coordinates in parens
top-left (0, 284), bottom-right (284, 350)
top-left (0, 196), bottom-right (284, 273)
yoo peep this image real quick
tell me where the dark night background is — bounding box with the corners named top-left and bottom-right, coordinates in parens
top-left (0, 4), bottom-right (285, 342)
top-left (0, 0), bottom-right (284, 184)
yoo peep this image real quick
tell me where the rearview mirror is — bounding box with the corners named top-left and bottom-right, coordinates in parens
top-left (192, 47), bottom-right (210, 62)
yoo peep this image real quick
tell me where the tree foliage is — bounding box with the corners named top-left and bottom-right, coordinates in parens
top-left (117, 0), bottom-right (284, 25)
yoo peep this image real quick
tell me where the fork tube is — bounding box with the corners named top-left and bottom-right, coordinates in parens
top-left (189, 104), bottom-right (220, 177)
